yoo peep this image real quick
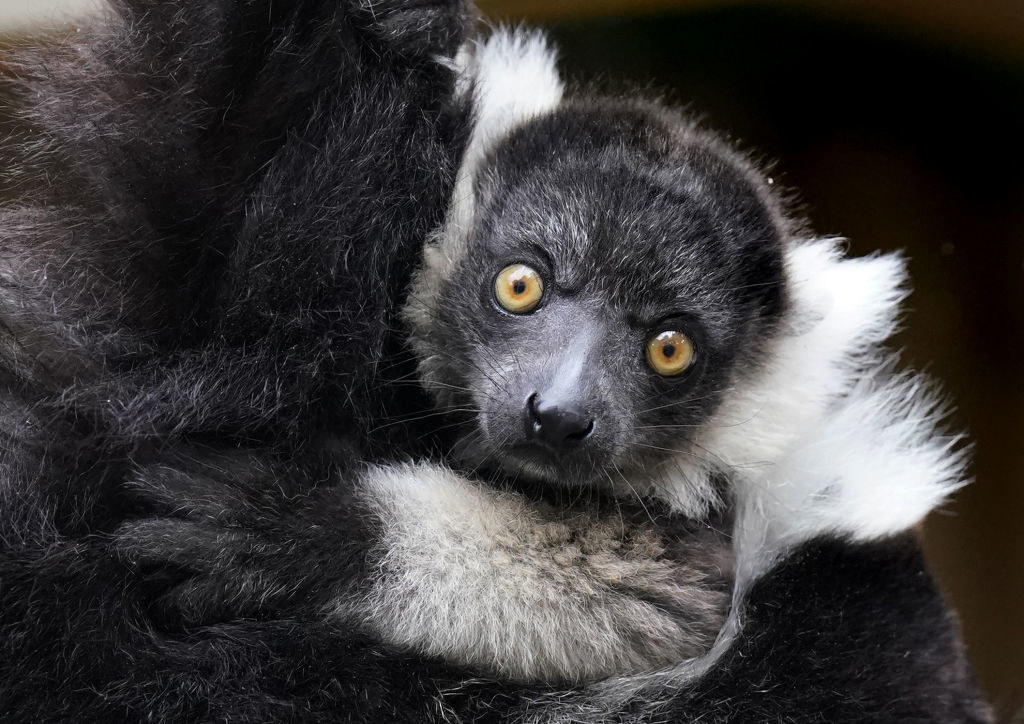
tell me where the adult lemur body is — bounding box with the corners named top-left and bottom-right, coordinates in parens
top-left (0, 1), bottom-right (988, 721)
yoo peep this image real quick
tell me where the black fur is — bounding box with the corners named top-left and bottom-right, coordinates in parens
top-left (1, 0), bottom-right (468, 456)
top-left (0, 1), bottom-right (989, 721)
top-left (1, 0), bottom-right (474, 718)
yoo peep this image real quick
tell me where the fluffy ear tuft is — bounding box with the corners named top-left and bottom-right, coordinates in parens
top-left (461, 27), bottom-right (564, 180)
top-left (445, 26), bottom-right (563, 249)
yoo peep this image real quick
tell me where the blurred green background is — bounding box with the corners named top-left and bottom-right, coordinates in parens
top-left (3, 0), bottom-right (1022, 717)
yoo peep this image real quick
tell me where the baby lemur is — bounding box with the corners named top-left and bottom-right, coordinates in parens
top-left (384, 31), bottom-right (793, 679)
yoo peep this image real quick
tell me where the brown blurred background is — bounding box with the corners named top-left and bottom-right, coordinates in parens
top-left (3, 0), bottom-right (1022, 718)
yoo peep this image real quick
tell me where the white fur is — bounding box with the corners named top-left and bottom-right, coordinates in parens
top-left (383, 236), bottom-right (968, 698)
top-left (346, 463), bottom-right (727, 683)
top-left (461, 28), bottom-right (564, 184)
top-left (436, 26), bottom-right (562, 267)
top-left (649, 239), bottom-right (965, 578)
top-left (0, 0), bottom-right (101, 32)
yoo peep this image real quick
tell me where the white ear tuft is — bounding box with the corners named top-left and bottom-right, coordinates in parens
top-left (444, 27), bottom-right (564, 249)
top-left (463, 27), bottom-right (564, 174)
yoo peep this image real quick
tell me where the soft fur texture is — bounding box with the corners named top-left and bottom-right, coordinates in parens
top-left (352, 463), bottom-right (731, 683)
top-left (0, 4), bottom-right (989, 723)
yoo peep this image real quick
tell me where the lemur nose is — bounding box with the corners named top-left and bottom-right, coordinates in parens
top-left (525, 392), bottom-right (595, 450)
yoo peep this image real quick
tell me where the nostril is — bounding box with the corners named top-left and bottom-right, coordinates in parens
top-left (566, 419), bottom-right (595, 442)
top-left (524, 392), bottom-right (544, 439)
top-left (527, 392), bottom-right (542, 426)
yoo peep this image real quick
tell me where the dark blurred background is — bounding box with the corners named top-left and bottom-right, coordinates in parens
top-left (478, 0), bottom-right (1024, 715)
top-left (3, 0), bottom-right (1022, 717)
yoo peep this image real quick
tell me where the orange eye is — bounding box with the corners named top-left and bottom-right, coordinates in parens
top-left (646, 330), bottom-right (695, 377)
top-left (494, 264), bottom-right (544, 314)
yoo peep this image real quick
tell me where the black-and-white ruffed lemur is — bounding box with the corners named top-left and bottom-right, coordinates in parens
top-left (0, 0), bottom-right (990, 721)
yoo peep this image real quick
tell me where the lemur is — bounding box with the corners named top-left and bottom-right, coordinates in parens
top-left (0, 1), bottom-right (988, 721)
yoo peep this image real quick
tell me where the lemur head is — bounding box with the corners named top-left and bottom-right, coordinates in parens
top-left (406, 34), bottom-right (794, 495)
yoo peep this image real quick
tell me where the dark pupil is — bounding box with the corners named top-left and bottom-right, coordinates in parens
top-left (661, 343), bottom-right (676, 359)
top-left (512, 279), bottom-right (527, 295)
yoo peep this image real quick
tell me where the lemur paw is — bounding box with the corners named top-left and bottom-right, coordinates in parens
top-left (115, 455), bottom-right (368, 628)
top-left (113, 517), bottom-right (259, 627)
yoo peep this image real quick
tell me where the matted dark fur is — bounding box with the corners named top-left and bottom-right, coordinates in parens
top-left (0, 1), bottom-right (989, 722)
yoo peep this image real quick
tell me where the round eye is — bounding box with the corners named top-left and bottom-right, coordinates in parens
top-left (494, 264), bottom-right (544, 314)
top-left (646, 330), bottom-right (695, 377)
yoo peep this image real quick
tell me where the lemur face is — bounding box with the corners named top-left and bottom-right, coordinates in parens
top-left (413, 102), bottom-right (789, 488)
